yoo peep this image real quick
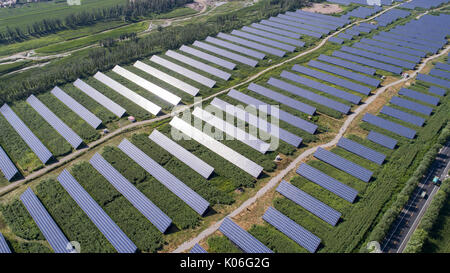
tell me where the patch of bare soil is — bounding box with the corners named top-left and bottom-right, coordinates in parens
top-left (302, 3), bottom-right (343, 14)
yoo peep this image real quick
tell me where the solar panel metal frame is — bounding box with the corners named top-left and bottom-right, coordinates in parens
top-left (399, 88), bottom-right (440, 106)
top-left (314, 147), bottom-right (373, 182)
top-left (118, 138), bottom-right (210, 214)
top-left (292, 64), bottom-right (372, 95)
top-left (317, 54), bottom-right (376, 75)
top-left (263, 206), bottom-right (320, 253)
top-left (268, 77), bottom-right (351, 114)
top-left (149, 130), bottom-right (214, 179)
top-left (390, 96), bottom-right (433, 116)
top-left (428, 86), bottom-right (446, 96)
top-left (241, 26), bottom-right (305, 47)
top-left (367, 130), bottom-right (397, 149)
top-left (417, 74), bottom-right (450, 89)
top-left (57, 169), bottom-right (137, 253)
top-left (112, 65), bottom-right (181, 105)
top-left (219, 217), bottom-right (273, 253)
top-left (228, 88), bottom-right (318, 134)
top-left (192, 107), bottom-right (270, 154)
top-left (169, 117), bottom-right (264, 177)
top-left (280, 70), bottom-right (362, 104)
top-left (362, 113), bottom-right (416, 139)
top-left (93, 71), bottom-right (162, 115)
top-left (260, 19), bottom-right (322, 38)
top-left (0, 233), bottom-right (11, 253)
top-left (190, 244), bottom-right (207, 253)
top-left (308, 60), bottom-right (380, 87)
top-left (296, 163), bottom-right (358, 203)
top-left (210, 98), bottom-right (303, 147)
top-left (0, 104), bottom-right (53, 164)
top-left (20, 188), bottom-right (71, 253)
top-left (332, 51), bottom-right (403, 74)
top-left (231, 29), bottom-right (296, 52)
top-left (51, 86), bottom-right (102, 129)
top-left (276, 180), bottom-right (341, 226)
top-left (205, 36), bottom-right (265, 60)
top-left (73, 78), bottom-right (126, 118)
top-left (0, 146), bottom-right (19, 181)
top-left (179, 45), bottom-right (236, 70)
top-left (150, 55), bottom-right (216, 88)
top-left (341, 46), bottom-right (415, 69)
top-left (380, 106), bottom-right (425, 127)
top-left (337, 137), bottom-right (386, 165)
top-left (217, 32), bottom-right (286, 57)
top-left (193, 40), bottom-right (258, 67)
top-left (250, 23), bottom-right (301, 39)
top-left (134, 60), bottom-right (199, 96)
top-left (165, 50), bottom-right (231, 81)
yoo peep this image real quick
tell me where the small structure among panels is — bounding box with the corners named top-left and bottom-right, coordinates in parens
top-left (27, 95), bottom-right (83, 149)
top-left (219, 217), bottom-right (273, 253)
top-left (276, 181), bottom-right (341, 226)
top-left (118, 138), bottom-right (210, 215)
top-left (362, 113), bottom-right (416, 139)
top-left (0, 233), bottom-right (11, 253)
top-left (296, 163), bottom-right (358, 203)
top-left (20, 188), bottom-right (71, 253)
top-left (73, 79), bottom-right (126, 118)
top-left (367, 131), bottom-right (397, 150)
top-left (169, 117), bottom-right (263, 178)
top-left (149, 130), bottom-right (214, 179)
top-left (51, 87), bottom-right (102, 129)
top-left (337, 137), bottom-right (386, 165)
top-left (190, 244), bottom-right (207, 253)
top-left (0, 104), bottom-right (53, 164)
top-left (57, 169), bottom-right (137, 253)
top-left (263, 207), bottom-right (320, 253)
top-left (0, 146), bottom-right (19, 181)
top-left (314, 147), bottom-right (373, 182)
top-left (89, 153), bottom-right (172, 233)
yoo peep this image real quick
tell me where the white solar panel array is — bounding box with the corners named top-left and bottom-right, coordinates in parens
top-left (0, 233), bottom-right (11, 253)
top-left (179, 45), bottom-right (236, 70)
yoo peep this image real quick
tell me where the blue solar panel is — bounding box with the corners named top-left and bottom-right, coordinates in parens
top-left (430, 69), bottom-right (450, 80)
top-left (205, 36), bottom-right (265, 60)
top-left (280, 13), bottom-right (338, 30)
top-left (280, 71), bottom-right (361, 104)
top-left (361, 37), bottom-right (426, 57)
top-left (0, 233), bottom-right (11, 253)
top-left (367, 131), bottom-right (397, 149)
top-left (296, 163), bottom-right (358, 203)
top-left (268, 77), bottom-right (351, 114)
top-left (0, 146), bottom-right (19, 181)
top-left (57, 170), bottom-right (137, 253)
top-left (380, 106), bottom-right (425, 127)
top-left (210, 98), bottom-right (303, 147)
top-left (292, 64), bottom-right (372, 95)
top-left (286, 11), bottom-right (344, 28)
top-left (428, 86), bottom-right (446, 96)
top-left (295, 10), bottom-right (349, 24)
top-left (271, 16), bottom-right (330, 34)
top-left (352, 25), bottom-right (371, 33)
top-left (314, 147), bottom-right (373, 182)
top-left (332, 51), bottom-right (403, 74)
top-left (20, 188), bottom-right (71, 253)
top-left (362, 113), bottom-right (416, 139)
top-left (337, 138), bottom-right (386, 165)
top-left (248, 82), bottom-right (317, 116)
top-left (417, 74), bottom-right (450, 89)
top-left (390, 96), bottom-right (433, 116)
top-left (435, 63), bottom-right (450, 72)
top-left (228, 88), bottom-right (318, 134)
top-left (341, 47), bottom-right (415, 69)
top-left (346, 29), bottom-right (360, 36)
top-left (0, 104), bottom-right (53, 164)
top-left (27, 95), bottom-right (83, 149)
top-left (217, 32), bottom-right (286, 57)
top-left (352, 42), bottom-right (421, 63)
top-left (90, 153), bottom-right (172, 233)
top-left (372, 35), bottom-right (432, 53)
top-left (193, 41), bottom-right (258, 67)
top-left (190, 244), bottom-right (207, 253)
top-left (241, 26), bottom-right (305, 47)
top-left (180, 45), bottom-right (236, 70)
top-left (276, 180), bottom-right (341, 226)
top-left (337, 33), bottom-right (353, 40)
top-left (329, 37), bottom-right (344, 44)
top-left (308, 60), bottom-right (380, 87)
top-left (260, 20), bottom-right (322, 38)
top-left (263, 207), bottom-right (320, 253)
top-left (219, 217), bottom-right (273, 253)
top-left (118, 139), bottom-right (210, 215)
top-left (231, 30), bottom-right (296, 52)
top-left (51, 87), bottom-right (102, 129)
top-left (250, 23), bottom-right (301, 39)
top-left (377, 31), bottom-right (441, 50)
top-left (317, 54), bottom-right (376, 75)
top-left (399, 88), bottom-right (440, 106)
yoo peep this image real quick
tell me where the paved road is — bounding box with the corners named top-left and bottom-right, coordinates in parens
top-left (382, 141), bottom-right (450, 253)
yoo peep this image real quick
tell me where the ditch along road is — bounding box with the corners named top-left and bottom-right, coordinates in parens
top-left (0, 0), bottom-right (409, 198)
top-left (382, 141), bottom-right (450, 253)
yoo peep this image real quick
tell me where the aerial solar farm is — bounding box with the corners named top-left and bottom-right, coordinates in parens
top-left (0, 0), bottom-right (449, 257)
